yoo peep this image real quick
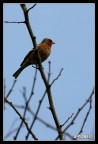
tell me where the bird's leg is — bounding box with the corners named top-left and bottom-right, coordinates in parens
top-left (32, 64), bottom-right (44, 70)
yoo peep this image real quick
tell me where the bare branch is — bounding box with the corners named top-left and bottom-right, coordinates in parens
top-left (37, 63), bottom-right (64, 139)
top-left (48, 61), bottom-right (51, 82)
top-left (25, 89), bottom-right (47, 140)
top-left (20, 4), bottom-right (63, 140)
top-left (20, 4), bottom-right (37, 49)
top-left (78, 97), bottom-right (92, 135)
top-left (27, 4), bottom-right (37, 13)
top-left (22, 87), bottom-right (27, 103)
top-left (4, 97), bottom-right (38, 140)
top-left (29, 66), bottom-right (37, 96)
top-left (55, 88), bottom-right (94, 140)
top-left (14, 104), bottom-right (57, 131)
top-left (60, 113), bottom-right (74, 127)
top-left (14, 68), bottom-right (37, 139)
top-left (25, 62), bottom-right (51, 139)
top-left (4, 21), bottom-right (25, 24)
top-left (14, 122), bottom-right (23, 140)
top-left (50, 68), bottom-right (63, 87)
top-left (5, 80), bottom-right (17, 99)
top-left (4, 128), bottom-right (18, 140)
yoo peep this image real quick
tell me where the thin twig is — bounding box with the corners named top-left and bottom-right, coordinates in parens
top-left (25, 102), bottom-right (41, 139)
top-left (50, 68), bottom-right (63, 87)
top-left (78, 97), bottom-right (92, 135)
top-left (38, 66), bottom-right (63, 139)
top-left (4, 21), bottom-right (25, 24)
top-left (14, 104), bottom-right (57, 131)
top-left (26, 62), bottom-right (51, 139)
top-left (5, 80), bottom-right (17, 99)
top-left (4, 128), bottom-right (18, 140)
top-left (14, 68), bottom-right (37, 139)
top-left (14, 120), bottom-right (23, 140)
top-left (14, 87), bottom-right (27, 140)
top-left (48, 61), bottom-right (51, 82)
top-left (22, 87), bottom-right (27, 103)
top-left (20, 4), bottom-right (38, 49)
top-left (4, 97), bottom-right (38, 140)
top-left (25, 90), bottom-right (47, 140)
top-left (60, 113), bottom-right (74, 127)
top-left (27, 4), bottom-right (37, 13)
top-left (26, 63), bottom-right (63, 139)
top-left (55, 88), bottom-right (94, 140)
top-left (29, 66), bottom-right (37, 96)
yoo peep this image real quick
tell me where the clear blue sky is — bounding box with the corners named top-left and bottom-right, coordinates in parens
top-left (3, 3), bottom-right (95, 141)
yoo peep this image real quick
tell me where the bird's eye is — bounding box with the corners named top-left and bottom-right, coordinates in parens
top-left (49, 39), bottom-right (52, 43)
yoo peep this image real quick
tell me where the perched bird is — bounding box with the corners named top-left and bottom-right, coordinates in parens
top-left (13, 38), bottom-right (55, 79)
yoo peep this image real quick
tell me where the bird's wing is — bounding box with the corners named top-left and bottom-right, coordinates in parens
top-left (20, 49), bottom-right (35, 66)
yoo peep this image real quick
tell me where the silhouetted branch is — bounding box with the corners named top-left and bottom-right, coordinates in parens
top-left (14, 104), bottom-right (57, 131)
top-left (14, 87), bottom-right (27, 139)
top-left (29, 66), bottom-right (37, 97)
top-left (14, 120), bottom-right (24, 140)
top-left (78, 96), bottom-right (92, 135)
top-left (25, 101), bottom-right (40, 139)
top-left (27, 4), bottom-right (37, 13)
top-left (20, 4), bottom-right (63, 139)
top-left (25, 61), bottom-right (52, 139)
top-left (4, 128), bottom-right (18, 140)
top-left (4, 21), bottom-right (25, 24)
top-left (55, 88), bottom-right (94, 140)
top-left (48, 61), bottom-right (51, 81)
top-left (22, 87), bottom-right (27, 103)
top-left (50, 68), bottom-right (63, 87)
top-left (26, 62), bottom-right (64, 139)
top-left (5, 80), bottom-right (17, 99)
top-left (20, 4), bottom-right (37, 49)
top-left (14, 68), bottom-right (37, 139)
top-left (4, 97), bottom-right (38, 140)
top-left (25, 89), bottom-right (46, 140)
top-left (60, 113), bottom-right (74, 127)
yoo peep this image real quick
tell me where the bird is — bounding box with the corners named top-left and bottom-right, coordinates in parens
top-left (13, 38), bottom-right (55, 79)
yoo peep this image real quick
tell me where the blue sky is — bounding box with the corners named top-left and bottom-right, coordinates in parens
top-left (3, 3), bottom-right (95, 141)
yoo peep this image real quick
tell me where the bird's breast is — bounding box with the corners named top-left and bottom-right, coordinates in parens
top-left (38, 45), bottom-right (51, 62)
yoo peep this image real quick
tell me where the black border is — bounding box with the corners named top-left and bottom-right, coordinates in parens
top-left (2, 1), bottom-right (95, 143)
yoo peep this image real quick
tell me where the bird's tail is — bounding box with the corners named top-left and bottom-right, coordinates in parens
top-left (13, 66), bottom-right (24, 79)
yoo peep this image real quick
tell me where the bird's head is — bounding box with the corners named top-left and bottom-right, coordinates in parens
top-left (41, 38), bottom-right (55, 47)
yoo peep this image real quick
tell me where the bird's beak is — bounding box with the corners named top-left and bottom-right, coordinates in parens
top-left (52, 42), bottom-right (55, 44)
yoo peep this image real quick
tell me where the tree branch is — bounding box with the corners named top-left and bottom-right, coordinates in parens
top-left (50, 68), bottom-right (63, 87)
top-left (27, 4), bottom-right (37, 13)
top-left (5, 80), bottom-right (17, 99)
top-left (25, 62), bottom-right (52, 139)
top-left (78, 97), bottom-right (93, 135)
top-left (60, 113), bottom-right (74, 127)
top-left (14, 68), bottom-right (37, 139)
top-left (14, 104), bottom-right (57, 131)
top-left (20, 4), bottom-right (63, 140)
top-left (4, 97), bottom-right (38, 140)
top-left (4, 21), bottom-right (25, 24)
top-left (20, 4), bottom-right (37, 49)
top-left (55, 88), bottom-right (94, 140)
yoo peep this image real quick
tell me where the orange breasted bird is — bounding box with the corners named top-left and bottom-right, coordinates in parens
top-left (13, 38), bottom-right (55, 79)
